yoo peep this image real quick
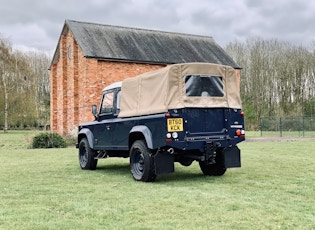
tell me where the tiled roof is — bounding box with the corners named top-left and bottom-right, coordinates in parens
top-left (51, 20), bottom-right (239, 68)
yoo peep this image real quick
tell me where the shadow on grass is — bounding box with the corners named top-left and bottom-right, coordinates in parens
top-left (156, 172), bottom-right (207, 183)
top-left (93, 160), bottom-right (220, 183)
top-left (96, 162), bottom-right (130, 176)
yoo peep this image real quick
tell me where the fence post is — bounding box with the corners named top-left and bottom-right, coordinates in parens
top-left (302, 116), bottom-right (305, 137)
top-left (298, 116), bottom-right (301, 137)
top-left (260, 117), bottom-right (262, 137)
top-left (279, 117), bottom-right (282, 137)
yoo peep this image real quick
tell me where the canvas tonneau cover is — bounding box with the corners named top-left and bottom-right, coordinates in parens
top-left (119, 62), bottom-right (241, 118)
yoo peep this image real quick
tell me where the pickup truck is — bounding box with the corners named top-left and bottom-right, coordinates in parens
top-left (77, 62), bottom-right (245, 182)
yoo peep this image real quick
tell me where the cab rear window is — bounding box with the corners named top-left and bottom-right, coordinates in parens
top-left (185, 75), bottom-right (224, 97)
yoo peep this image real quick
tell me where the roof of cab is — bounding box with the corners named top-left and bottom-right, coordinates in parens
top-left (102, 82), bottom-right (122, 92)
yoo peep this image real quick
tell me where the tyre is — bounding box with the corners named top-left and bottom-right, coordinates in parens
top-left (78, 138), bottom-right (98, 170)
top-left (130, 140), bottom-right (156, 182)
top-left (199, 149), bottom-right (226, 176)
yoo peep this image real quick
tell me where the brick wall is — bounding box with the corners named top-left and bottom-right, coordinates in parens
top-left (50, 29), bottom-right (165, 135)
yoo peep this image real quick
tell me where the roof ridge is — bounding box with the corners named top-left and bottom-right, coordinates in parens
top-left (65, 19), bottom-right (213, 39)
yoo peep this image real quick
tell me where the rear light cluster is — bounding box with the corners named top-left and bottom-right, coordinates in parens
top-left (237, 110), bottom-right (245, 138)
top-left (236, 129), bottom-right (245, 136)
top-left (166, 112), bottom-right (173, 142)
top-left (165, 112), bottom-right (171, 118)
top-left (236, 129), bottom-right (245, 138)
top-left (166, 132), bottom-right (178, 139)
top-left (166, 132), bottom-right (178, 142)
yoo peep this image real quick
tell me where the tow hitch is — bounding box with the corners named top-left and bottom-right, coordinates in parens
top-left (205, 142), bottom-right (220, 164)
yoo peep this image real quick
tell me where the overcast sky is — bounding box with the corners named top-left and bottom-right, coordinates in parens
top-left (0, 0), bottom-right (314, 53)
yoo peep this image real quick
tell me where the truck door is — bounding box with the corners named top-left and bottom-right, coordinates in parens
top-left (93, 90), bottom-right (115, 149)
top-left (184, 74), bottom-right (226, 137)
top-left (110, 90), bottom-right (131, 150)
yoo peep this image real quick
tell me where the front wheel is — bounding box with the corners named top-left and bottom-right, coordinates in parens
top-left (78, 138), bottom-right (98, 170)
top-left (130, 140), bottom-right (156, 182)
top-left (199, 150), bottom-right (226, 176)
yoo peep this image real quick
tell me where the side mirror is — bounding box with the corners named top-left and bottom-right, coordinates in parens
top-left (92, 105), bottom-right (97, 118)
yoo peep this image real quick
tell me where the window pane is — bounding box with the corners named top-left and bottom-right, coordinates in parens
top-left (116, 91), bottom-right (121, 110)
top-left (185, 75), bottom-right (224, 97)
top-left (101, 92), bottom-right (114, 113)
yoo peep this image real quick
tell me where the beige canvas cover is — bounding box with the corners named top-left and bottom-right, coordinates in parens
top-left (119, 63), bottom-right (241, 118)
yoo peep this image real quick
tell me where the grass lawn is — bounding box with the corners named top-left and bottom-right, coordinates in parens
top-left (0, 131), bottom-right (314, 229)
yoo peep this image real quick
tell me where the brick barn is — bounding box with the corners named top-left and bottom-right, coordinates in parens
top-left (50, 20), bottom-right (239, 135)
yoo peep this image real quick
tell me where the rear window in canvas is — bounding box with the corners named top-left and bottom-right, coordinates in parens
top-left (185, 75), bottom-right (224, 97)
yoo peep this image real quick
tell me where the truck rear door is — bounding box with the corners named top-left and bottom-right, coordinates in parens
top-left (184, 108), bottom-right (244, 142)
top-left (183, 108), bottom-right (227, 141)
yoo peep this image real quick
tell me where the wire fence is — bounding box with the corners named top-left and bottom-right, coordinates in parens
top-left (260, 116), bottom-right (315, 137)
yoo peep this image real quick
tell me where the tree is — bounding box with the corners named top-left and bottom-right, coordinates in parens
top-left (27, 51), bottom-right (51, 128)
top-left (225, 38), bottom-right (315, 129)
top-left (0, 37), bottom-right (15, 133)
top-left (0, 36), bottom-right (51, 132)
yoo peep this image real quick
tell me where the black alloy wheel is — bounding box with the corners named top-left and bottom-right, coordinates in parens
top-left (78, 138), bottom-right (98, 170)
top-left (130, 140), bottom-right (156, 182)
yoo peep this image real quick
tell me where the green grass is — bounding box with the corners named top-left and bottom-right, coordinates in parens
top-left (0, 131), bottom-right (314, 229)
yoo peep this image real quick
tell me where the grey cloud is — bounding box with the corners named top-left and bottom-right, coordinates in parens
top-left (0, 0), bottom-right (314, 51)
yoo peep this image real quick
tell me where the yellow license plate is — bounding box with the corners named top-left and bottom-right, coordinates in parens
top-left (167, 118), bottom-right (183, 132)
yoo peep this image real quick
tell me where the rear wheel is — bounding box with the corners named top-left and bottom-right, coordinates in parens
top-left (78, 138), bottom-right (98, 170)
top-left (130, 140), bottom-right (156, 182)
top-left (199, 150), bottom-right (226, 176)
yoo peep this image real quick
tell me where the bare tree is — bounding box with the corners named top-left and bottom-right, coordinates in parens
top-left (0, 36), bottom-right (50, 132)
top-left (0, 37), bottom-right (15, 133)
top-left (27, 51), bottom-right (51, 128)
top-left (225, 38), bottom-right (315, 129)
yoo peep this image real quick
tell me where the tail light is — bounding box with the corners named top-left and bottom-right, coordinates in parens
top-left (236, 129), bottom-right (245, 138)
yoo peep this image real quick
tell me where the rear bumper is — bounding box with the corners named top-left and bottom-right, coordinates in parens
top-left (168, 136), bottom-right (245, 152)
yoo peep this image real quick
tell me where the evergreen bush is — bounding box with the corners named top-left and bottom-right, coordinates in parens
top-left (32, 132), bottom-right (67, 148)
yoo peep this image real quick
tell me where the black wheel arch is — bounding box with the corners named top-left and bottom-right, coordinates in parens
top-left (129, 125), bottom-right (153, 150)
top-left (78, 128), bottom-right (94, 149)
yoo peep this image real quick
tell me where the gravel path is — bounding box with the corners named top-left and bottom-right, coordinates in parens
top-left (246, 137), bottom-right (315, 142)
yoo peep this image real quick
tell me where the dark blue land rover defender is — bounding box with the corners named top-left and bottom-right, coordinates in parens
top-left (77, 63), bottom-right (245, 182)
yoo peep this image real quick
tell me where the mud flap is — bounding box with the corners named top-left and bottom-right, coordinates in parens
top-left (223, 146), bottom-right (241, 168)
top-left (154, 151), bottom-right (174, 175)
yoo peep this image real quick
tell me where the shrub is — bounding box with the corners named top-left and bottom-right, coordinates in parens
top-left (64, 134), bottom-right (77, 147)
top-left (32, 132), bottom-right (67, 148)
top-left (64, 128), bottom-right (78, 147)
